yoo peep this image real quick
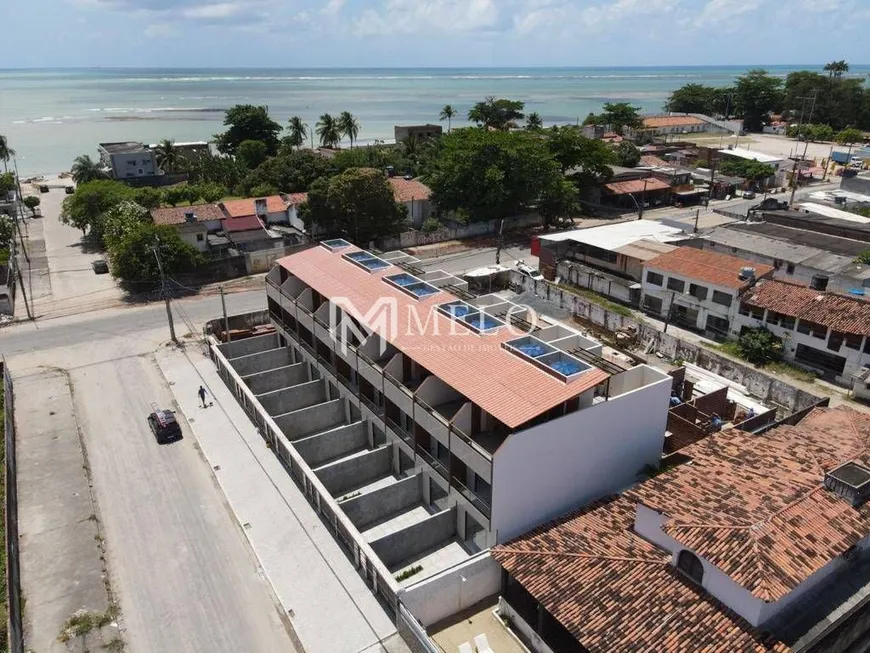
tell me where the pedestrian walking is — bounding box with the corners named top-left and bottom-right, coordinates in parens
top-left (198, 385), bottom-right (208, 408)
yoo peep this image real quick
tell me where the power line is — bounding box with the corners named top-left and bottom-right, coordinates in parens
top-left (151, 237), bottom-right (177, 343)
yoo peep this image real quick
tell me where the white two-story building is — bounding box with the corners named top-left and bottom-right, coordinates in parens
top-left (640, 246), bottom-right (774, 338)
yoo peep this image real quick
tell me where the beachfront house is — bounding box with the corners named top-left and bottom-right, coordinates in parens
top-left (98, 142), bottom-right (159, 181)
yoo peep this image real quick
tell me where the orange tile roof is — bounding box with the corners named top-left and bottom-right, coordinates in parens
top-left (605, 177), bottom-right (671, 195)
top-left (743, 279), bottom-right (870, 336)
top-left (284, 192), bottom-right (308, 206)
top-left (221, 195), bottom-right (287, 218)
top-left (640, 154), bottom-right (670, 167)
top-left (643, 115), bottom-right (705, 129)
top-left (150, 203), bottom-right (225, 226)
top-left (494, 406), bottom-right (870, 651)
top-left (388, 177), bottom-right (432, 203)
top-left (494, 496), bottom-right (788, 653)
top-left (646, 246), bottom-right (775, 290)
top-left (278, 246), bottom-right (609, 428)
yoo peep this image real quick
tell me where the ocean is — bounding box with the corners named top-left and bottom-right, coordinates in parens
top-left (1, 66), bottom-right (866, 177)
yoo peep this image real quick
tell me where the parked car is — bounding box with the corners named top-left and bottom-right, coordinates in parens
top-left (742, 190), bottom-right (756, 199)
top-left (515, 260), bottom-right (544, 281)
top-left (147, 409), bottom-right (182, 444)
top-left (38, 185), bottom-right (49, 193)
top-left (64, 186), bottom-right (74, 195)
top-left (92, 259), bottom-right (109, 274)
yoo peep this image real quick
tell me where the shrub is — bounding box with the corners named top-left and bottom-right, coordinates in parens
top-left (736, 327), bottom-right (783, 366)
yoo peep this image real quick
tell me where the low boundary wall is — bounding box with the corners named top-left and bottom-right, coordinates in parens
top-left (3, 360), bottom-right (22, 653)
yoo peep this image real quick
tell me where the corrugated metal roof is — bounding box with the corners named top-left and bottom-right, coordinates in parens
top-left (278, 246), bottom-right (609, 428)
top-left (539, 220), bottom-right (687, 249)
top-left (613, 238), bottom-right (678, 261)
top-left (605, 178), bottom-right (671, 195)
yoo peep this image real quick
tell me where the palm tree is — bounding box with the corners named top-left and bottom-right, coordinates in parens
top-left (824, 60), bottom-right (849, 79)
top-left (439, 105), bottom-right (456, 132)
top-left (70, 154), bottom-right (108, 185)
top-left (287, 116), bottom-right (308, 150)
top-left (0, 135), bottom-right (14, 174)
top-left (525, 112), bottom-right (543, 130)
top-left (316, 114), bottom-right (341, 149)
top-left (154, 139), bottom-right (178, 172)
top-left (338, 111), bottom-right (360, 149)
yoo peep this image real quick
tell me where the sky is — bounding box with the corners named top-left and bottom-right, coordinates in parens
top-left (3, 0), bottom-right (870, 68)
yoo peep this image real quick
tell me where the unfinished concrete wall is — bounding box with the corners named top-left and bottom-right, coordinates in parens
top-left (315, 445), bottom-right (392, 496)
top-left (342, 475), bottom-right (422, 530)
top-left (218, 333), bottom-right (279, 359)
top-left (274, 399), bottom-right (345, 440)
top-left (694, 386), bottom-right (730, 419)
top-left (259, 380), bottom-right (326, 416)
top-left (294, 422), bottom-right (368, 469)
top-left (243, 363), bottom-right (310, 395)
top-left (370, 507), bottom-right (457, 569)
top-left (231, 348), bottom-right (293, 377)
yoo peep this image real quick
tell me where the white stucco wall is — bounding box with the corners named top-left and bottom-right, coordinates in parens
top-left (641, 266), bottom-right (740, 332)
top-left (400, 553), bottom-right (501, 627)
top-left (490, 368), bottom-right (671, 542)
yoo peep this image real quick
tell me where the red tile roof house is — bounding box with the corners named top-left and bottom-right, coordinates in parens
top-left (221, 194), bottom-right (303, 227)
top-left (388, 177), bottom-right (432, 229)
top-left (641, 246), bottom-right (775, 338)
top-left (493, 405), bottom-right (870, 653)
top-left (735, 278), bottom-right (870, 385)
top-left (150, 203), bottom-right (225, 252)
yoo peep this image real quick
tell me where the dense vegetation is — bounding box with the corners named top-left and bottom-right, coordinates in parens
top-left (665, 61), bottom-right (870, 133)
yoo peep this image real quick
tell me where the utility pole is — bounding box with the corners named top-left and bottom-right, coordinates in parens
top-left (15, 266), bottom-right (31, 320)
top-left (693, 208), bottom-right (701, 233)
top-left (638, 178), bottom-right (649, 220)
top-left (152, 238), bottom-right (177, 343)
top-left (494, 218), bottom-right (505, 265)
top-left (12, 157), bottom-right (29, 264)
top-left (788, 93), bottom-right (817, 207)
top-left (220, 285), bottom-right (231, 344)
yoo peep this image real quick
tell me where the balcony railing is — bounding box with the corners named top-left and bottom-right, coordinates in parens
top-left (452, 475), bottom-right (491, 519)
top-left (450, 425), bottom-right (494, 462)
top-left (385, 416), bottom-right (414, 447)
top-left (415, 397), bottom-right (450, 427)
top-left (416, 444), bottom-right (449, 482)
top-left (336, 370), bottom-right (357, 393)
top-left (359, 393), bottom-right (384, 416)
top-left (313, 313), bottom-right (330, 329)
top-left (384, 371), bottom-right (413, 397)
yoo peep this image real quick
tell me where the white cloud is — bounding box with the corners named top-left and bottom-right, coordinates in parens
top-left (690, 0), bottom-right (761, 29)
top-left (514, 0), bottom-right (678, 37)
top-left (321, 0), bottom-right (345, 17)
top-left (181, 2), bottom-right (247, 18)
top-left (355, 0), bottom-right (500, 36)
top-left (144, 22), bottom-right (180, 37)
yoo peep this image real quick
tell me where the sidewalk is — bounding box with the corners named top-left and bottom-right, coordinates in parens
top-left (14, 368), bottom-right (117, 652)
top-left (155, 345), bottom-right (408, 653)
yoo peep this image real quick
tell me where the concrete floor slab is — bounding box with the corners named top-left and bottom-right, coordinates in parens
top-left (362, 504), bottom-right (435, 542)
top-left (394, 538), bottom-right (473, 587)
top-left (430, 599), bottom-right (527, 653)
top-left (156, 345), bottom-right (405, 653)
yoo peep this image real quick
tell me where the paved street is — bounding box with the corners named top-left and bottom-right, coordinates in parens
top-left (67, 353), bottom-right (295, 653)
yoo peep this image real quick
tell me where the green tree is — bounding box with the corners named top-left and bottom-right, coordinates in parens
top-left (176, 150), bottom-right (246, 192)
top-left (0, 215), bottom-right (14, 249)
top-left (161, 185), bottom-right (189, 207)
top-left (60, 180), bottom-right (133, 239)
top-left (439, 105), bottom-right (457, 132)
top-left (736, 327), bottom-right (783, 366)
top-left (299, 167), bottom-right (407, 244)
top-left (664, 84), bottom-right (725, 115)
top-left (197, 182), bottom-right (226, 203)
top-left (71, 154), bottom-right (109, 185)
top-left (732, 69), bottom-right (783, 132)
top-left (786, 123), bottom-right (834, 142)
top-left (250, 183), bottom-right (279, 197)
top-left (102, 201), bottom-right (151, 249)
top-left (854, 250), bottom-right (870, 265)
top-left (0, 134), bottom-right (14, 174)
top-left (426, 128), bottom-right (561, 222)
top-left (22, 195), bottom-right (40, 216)
top-left (132, 186), bottom-right (163, 210)
top-left (286, 116), bottom-right (308, 150)
top-left (719, 157), bottom-right (776, 181)
top-left (581, 112), bottom-right (598, 126)
top-left (338, 111), bottom-right (361, 149)
top-left (545, 126), bottom-right (615, 192)
top-left (824, 60), bottom-right (849, 79)
top-left (108, 223), bottom-right (203, 285)
top-left (182, 184), bottom-right (203, 205)
top-left (836, 127), bottom-right (865, 159)
top-left (153, 139), bottom-right (179, 172)
top-left (467, 97), bottom-right (525, 131)
top-left (244, 149), bottom-right (334, 194)
top-left (537, 178), bottom-right (578, 229)
top-left (0, 173), bottom-right (17, 195)
top-left (616, 141), bottom-right (641, 167)
top-left (316, 114), bottom-right (341, 148)
top-left (237, 139), bottom-right (269, 169)
top-left (598, 102), bottom-right (644, 135)
top-left (525, 112), bottom-right (543, 131)
top-left (214, 104), bottom-right (282, 155)
top-left (783, 70), bottom-right (865, 131)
